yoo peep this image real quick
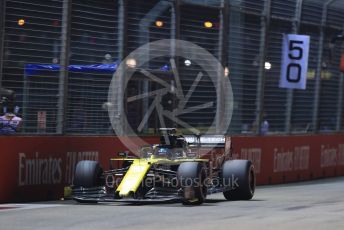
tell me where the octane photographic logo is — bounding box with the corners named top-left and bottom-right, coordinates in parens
top-left (105, 174), bottom-right (240, 190)
top-left (108, 39), bottom-right (233, 155)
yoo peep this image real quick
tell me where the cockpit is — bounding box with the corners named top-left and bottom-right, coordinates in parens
top-left (140, 145), bottom-right (187, 159)
top-left (139, 128), bottom-right (191, 159)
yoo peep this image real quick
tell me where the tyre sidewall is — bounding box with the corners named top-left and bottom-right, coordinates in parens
top-left (74, 160), bottom-right (103, 187)
top-left (222, 160), bottom-right (255, 200)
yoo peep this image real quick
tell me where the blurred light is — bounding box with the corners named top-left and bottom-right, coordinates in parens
top-left (155, 20), bottom-right (164, 27)
top-left (126, 58), bottom-right (137, 68)
top-left (52, 19), bottom-right (59, 27)
top-left (18, 19), bottom-right (25, 26)
top-left (265, 62), bottom-right (271, 70)
top-left (104, 53), bottom-right (112, 60)
top-left (204, 21), bottom-right (213, 28)
top-left (224, 67), bottom-right (229, 77)
top-left (102, 102), bottom-right (113, 110)
top-left (184, 59), bottom-right (191, 66)
top-left (160, 64), bottom-right (169, 71)
top-left (52, 58), bottom-right (59, 64)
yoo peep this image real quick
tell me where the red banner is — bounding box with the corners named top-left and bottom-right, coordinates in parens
top-left (0, 136), bottom-right (159, 202)
top-left (340, 53), bottom-right (344, 72)
top-left (1, 135), bottom-right (344, 203)
top-left (232, 135), bottom-right (344, 185)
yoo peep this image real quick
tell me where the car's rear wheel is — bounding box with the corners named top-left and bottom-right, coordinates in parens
top-left (222, 160), bottom-right (255, 200)
top-left (73, 160), bottom-right (103, 188)
top-left (178, 162), bottom-right (207, 205)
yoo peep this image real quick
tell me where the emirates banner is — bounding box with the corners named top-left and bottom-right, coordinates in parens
top-left (1, 135), bottom-right (344, 202)
top-left (279, 34), bottom-right (310, 90)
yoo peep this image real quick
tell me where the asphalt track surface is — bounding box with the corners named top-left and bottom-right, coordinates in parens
top-left (1, 177), bottom-right (344, 230)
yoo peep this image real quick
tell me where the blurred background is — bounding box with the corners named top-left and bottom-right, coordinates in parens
top-left (1, 0), bottom-right (344, 136)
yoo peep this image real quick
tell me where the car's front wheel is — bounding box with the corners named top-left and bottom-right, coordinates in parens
top-left (73, 160), bottom-right (103, 188)
top-left (178, 162), bottom-right (207, 205)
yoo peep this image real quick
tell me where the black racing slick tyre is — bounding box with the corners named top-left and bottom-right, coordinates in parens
top-left (178, 162), bottom-right (207, 205)
top-left (222, 160), bottom-right (255, 201)
top-left (73, 160), bottom-right (103, 188)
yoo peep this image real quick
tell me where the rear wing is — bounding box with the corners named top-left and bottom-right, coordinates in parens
top-left (184, 135), bottom-right (226, 148)
top-left (184, 135), bottom-right (232, 159)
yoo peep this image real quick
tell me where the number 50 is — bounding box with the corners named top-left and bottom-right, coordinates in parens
top-left (287, 40), bottom-right (303, 83)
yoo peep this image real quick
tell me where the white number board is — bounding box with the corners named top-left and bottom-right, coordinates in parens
top-left (279, 34), bottom-right (310, 90)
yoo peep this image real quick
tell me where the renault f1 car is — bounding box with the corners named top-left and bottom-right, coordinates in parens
top-left (72, 129), bottom-right (255, 205)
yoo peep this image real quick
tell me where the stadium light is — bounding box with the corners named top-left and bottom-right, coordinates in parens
top-left (224, 67), bottom-right (229, 77)
top-left (155, 20), bottom-right (164, 27)
top-left (204, 21), bottom-right (213, 28)
top-left (18, 19), bottom-right (25, 26)
top-left (184, 59), bottom-right (191, 66)
top-left (265, 62), bottom-right (272, 70)
top-left (126, 58), bottom-right (137, 68)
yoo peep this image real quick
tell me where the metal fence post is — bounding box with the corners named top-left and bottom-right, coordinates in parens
top-left (215, 0), bottom-right (225, 133)
top-left (56, 0), bottom-right (72, 134)
top-left (0, 0), bottom-right (6, 89)
top-left (118, 0), bottom-right (125, 63)
top-left (114, 0), bottom-right (126, 136)
top-left (255, 0), bottom-right (271, 135)
top-left (139, 1), bottom-right (171, 133)
top-left (175, 0), bottom-right (180, 41)
top-left (312, 0), bottom-right (336, 133)
top-left (170, 1), bottom-right (176, 57)
top-left (336, 72), bottom-right (343, 131)
top-left (336, 27), bottom-right (344, 132)
top-left (227, 0), bottom-right (244, 134)
top-left (284, 0), bottom-right (303, 133)
top-left (221, 0), bottom-right (229, 68)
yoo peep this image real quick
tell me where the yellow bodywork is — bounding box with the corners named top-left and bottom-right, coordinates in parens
top-left (113, 157), bottom-right (208, 197)
top-left (115, 159), bottom-right (151, 197)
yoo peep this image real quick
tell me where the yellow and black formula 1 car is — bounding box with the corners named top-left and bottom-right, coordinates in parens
top-left (72, 129), bottom-right (255, 205)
